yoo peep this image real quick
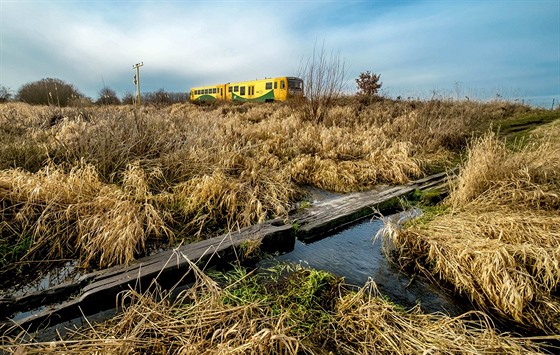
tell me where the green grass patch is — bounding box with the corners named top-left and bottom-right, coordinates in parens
top-left (495, 110), bottom-right (560, 144)
top-left (216, 264), bottom-right (342, 338)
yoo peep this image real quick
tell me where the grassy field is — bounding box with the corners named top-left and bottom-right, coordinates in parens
top-left (0, 98), bottom-right (537, 272)
top-left (1, 98), bottom-right (559, 353)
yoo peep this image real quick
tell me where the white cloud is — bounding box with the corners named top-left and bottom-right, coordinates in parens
top-left (1, 0), bottom-right (558, 100)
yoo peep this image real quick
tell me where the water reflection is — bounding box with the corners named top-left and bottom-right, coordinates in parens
top-left (264, 210), bottom-right (471, 316)
top-left (1, 260), bottom-right (80, 298)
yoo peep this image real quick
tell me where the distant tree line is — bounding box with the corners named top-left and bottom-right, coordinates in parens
top-left (101, 88), bottom-right (188, 106)
top-left (0, 78), bottom-right (189, 107)
top-left (1, 68), bottom-right (381, 109)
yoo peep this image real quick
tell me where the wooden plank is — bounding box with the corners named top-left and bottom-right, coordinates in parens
top-left (1, 219), bottom-right (294, 334)
top-left (293, 172), bottom-right (453, 241)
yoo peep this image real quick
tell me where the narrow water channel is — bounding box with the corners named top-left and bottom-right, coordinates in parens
top-left (8, 210), bottom-right (472, 342)
top-left (263, 210), bottom-right (471, 316)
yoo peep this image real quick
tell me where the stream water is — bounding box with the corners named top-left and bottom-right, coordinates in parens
top-left (263, 209), bottom-right (471, 316)
top-left (7, 209), bottom-right (473, 342)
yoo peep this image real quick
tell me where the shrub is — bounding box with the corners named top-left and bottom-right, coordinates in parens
top-left (96, 87), bottom-right (121, 105)
top-left (0, 85), bottom-right (12, 103)
top-left (16, 78), bottom-right (84, 106)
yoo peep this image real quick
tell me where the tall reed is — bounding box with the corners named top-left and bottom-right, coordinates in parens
top-left (381, 120), bottom-right (560, 333)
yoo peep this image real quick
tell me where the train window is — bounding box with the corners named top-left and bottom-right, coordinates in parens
top-left (265, 82), bottom-right (272, 90)
top-left (234, 86), bottom-right (239, 92)
top-left (274, 82), bottom-right (277, 89)
top-left (205, 89), bottom-right (209, 94)
top-left (288, 78), bottom-right (303, 91)
top-left (281, 81), bottom-right (285, 89)
top-left (228, 87), bottom-right (232, 93)
top-left (240, 86), bottom-right (246, 95)
top-left (213, 88), bottom-right (217, 94)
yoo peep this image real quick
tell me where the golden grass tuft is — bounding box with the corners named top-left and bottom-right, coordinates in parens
top-left (0, 161), bottom-right (172, 268)
top-left (333, 281), bottom-right (549, 354)
top-left (381, 120), bottom-right (560, 333)
top-left (448, 132), bottom-right (560, 210)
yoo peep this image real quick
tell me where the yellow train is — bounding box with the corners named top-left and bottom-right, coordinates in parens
top-left (190, 76), bottom-right (304, 103)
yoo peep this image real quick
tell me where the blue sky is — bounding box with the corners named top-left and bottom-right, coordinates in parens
top-left (1, 0), bottom-right (559, 106)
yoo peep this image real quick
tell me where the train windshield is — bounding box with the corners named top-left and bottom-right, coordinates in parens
top-left (287, 78), bottom-right (303, 92)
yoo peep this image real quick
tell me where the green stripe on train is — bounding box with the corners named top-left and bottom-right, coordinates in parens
top-left (194, 94), bottom-right (217, 102)
top-left (232, 90), bottom-right (275, 102)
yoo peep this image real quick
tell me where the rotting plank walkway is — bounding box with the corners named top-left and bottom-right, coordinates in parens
top-left (1, 170), bottom-right (454, 334)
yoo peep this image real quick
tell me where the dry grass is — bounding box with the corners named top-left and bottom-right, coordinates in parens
top-left (0, 161), bottom-right (172, 268)
top-left (448, 132), bottom-right (560, 210)
top-left (1, 262), bottom-right (551, 354)
top-left (0, 99), bottom-right (542, 270)
top-left (380, 119), bottom-right (560, 333)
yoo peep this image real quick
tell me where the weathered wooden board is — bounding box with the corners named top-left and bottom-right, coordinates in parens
top-left (293, 170), bottom-right (453, 241)
top-left (1, 219), bottom-right (294, 334)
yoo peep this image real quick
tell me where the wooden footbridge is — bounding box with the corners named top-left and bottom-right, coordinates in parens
top-left (1, 170), bottom-right (454, 334)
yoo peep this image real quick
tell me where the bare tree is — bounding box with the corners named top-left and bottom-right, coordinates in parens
top-left (0, 85), bottom-right (12, 103)
top-left (298, 42), bottom-right (346, 123)
top-left (96, 87), bottom-right (121, 105)
top-left (17, 78), bottom-right (83, 106)
top-left (122, 92), bottom-right (135, 105)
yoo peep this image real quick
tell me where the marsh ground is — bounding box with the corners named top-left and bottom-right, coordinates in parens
top-left (1, 98), bottom-right (559, 353)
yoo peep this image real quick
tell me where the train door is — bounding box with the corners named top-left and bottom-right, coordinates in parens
top-left (275, 79), bottom-right (286, 101)
top-left (225, 84), bottom-right (231, 101)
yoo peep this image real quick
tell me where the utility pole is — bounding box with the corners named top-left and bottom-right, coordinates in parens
top-left (132, 62), bottom-right (144, 106)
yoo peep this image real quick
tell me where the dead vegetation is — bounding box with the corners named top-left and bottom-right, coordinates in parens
top-left (380, 119), bottom-right (560, 333)
top-left (0, 262), bottom-right (551, 354)
top-left (0, 99), bottom-right (544, 272)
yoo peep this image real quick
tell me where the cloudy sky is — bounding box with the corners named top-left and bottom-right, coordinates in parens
top-left (1, 0), bottom-right (559, 106)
